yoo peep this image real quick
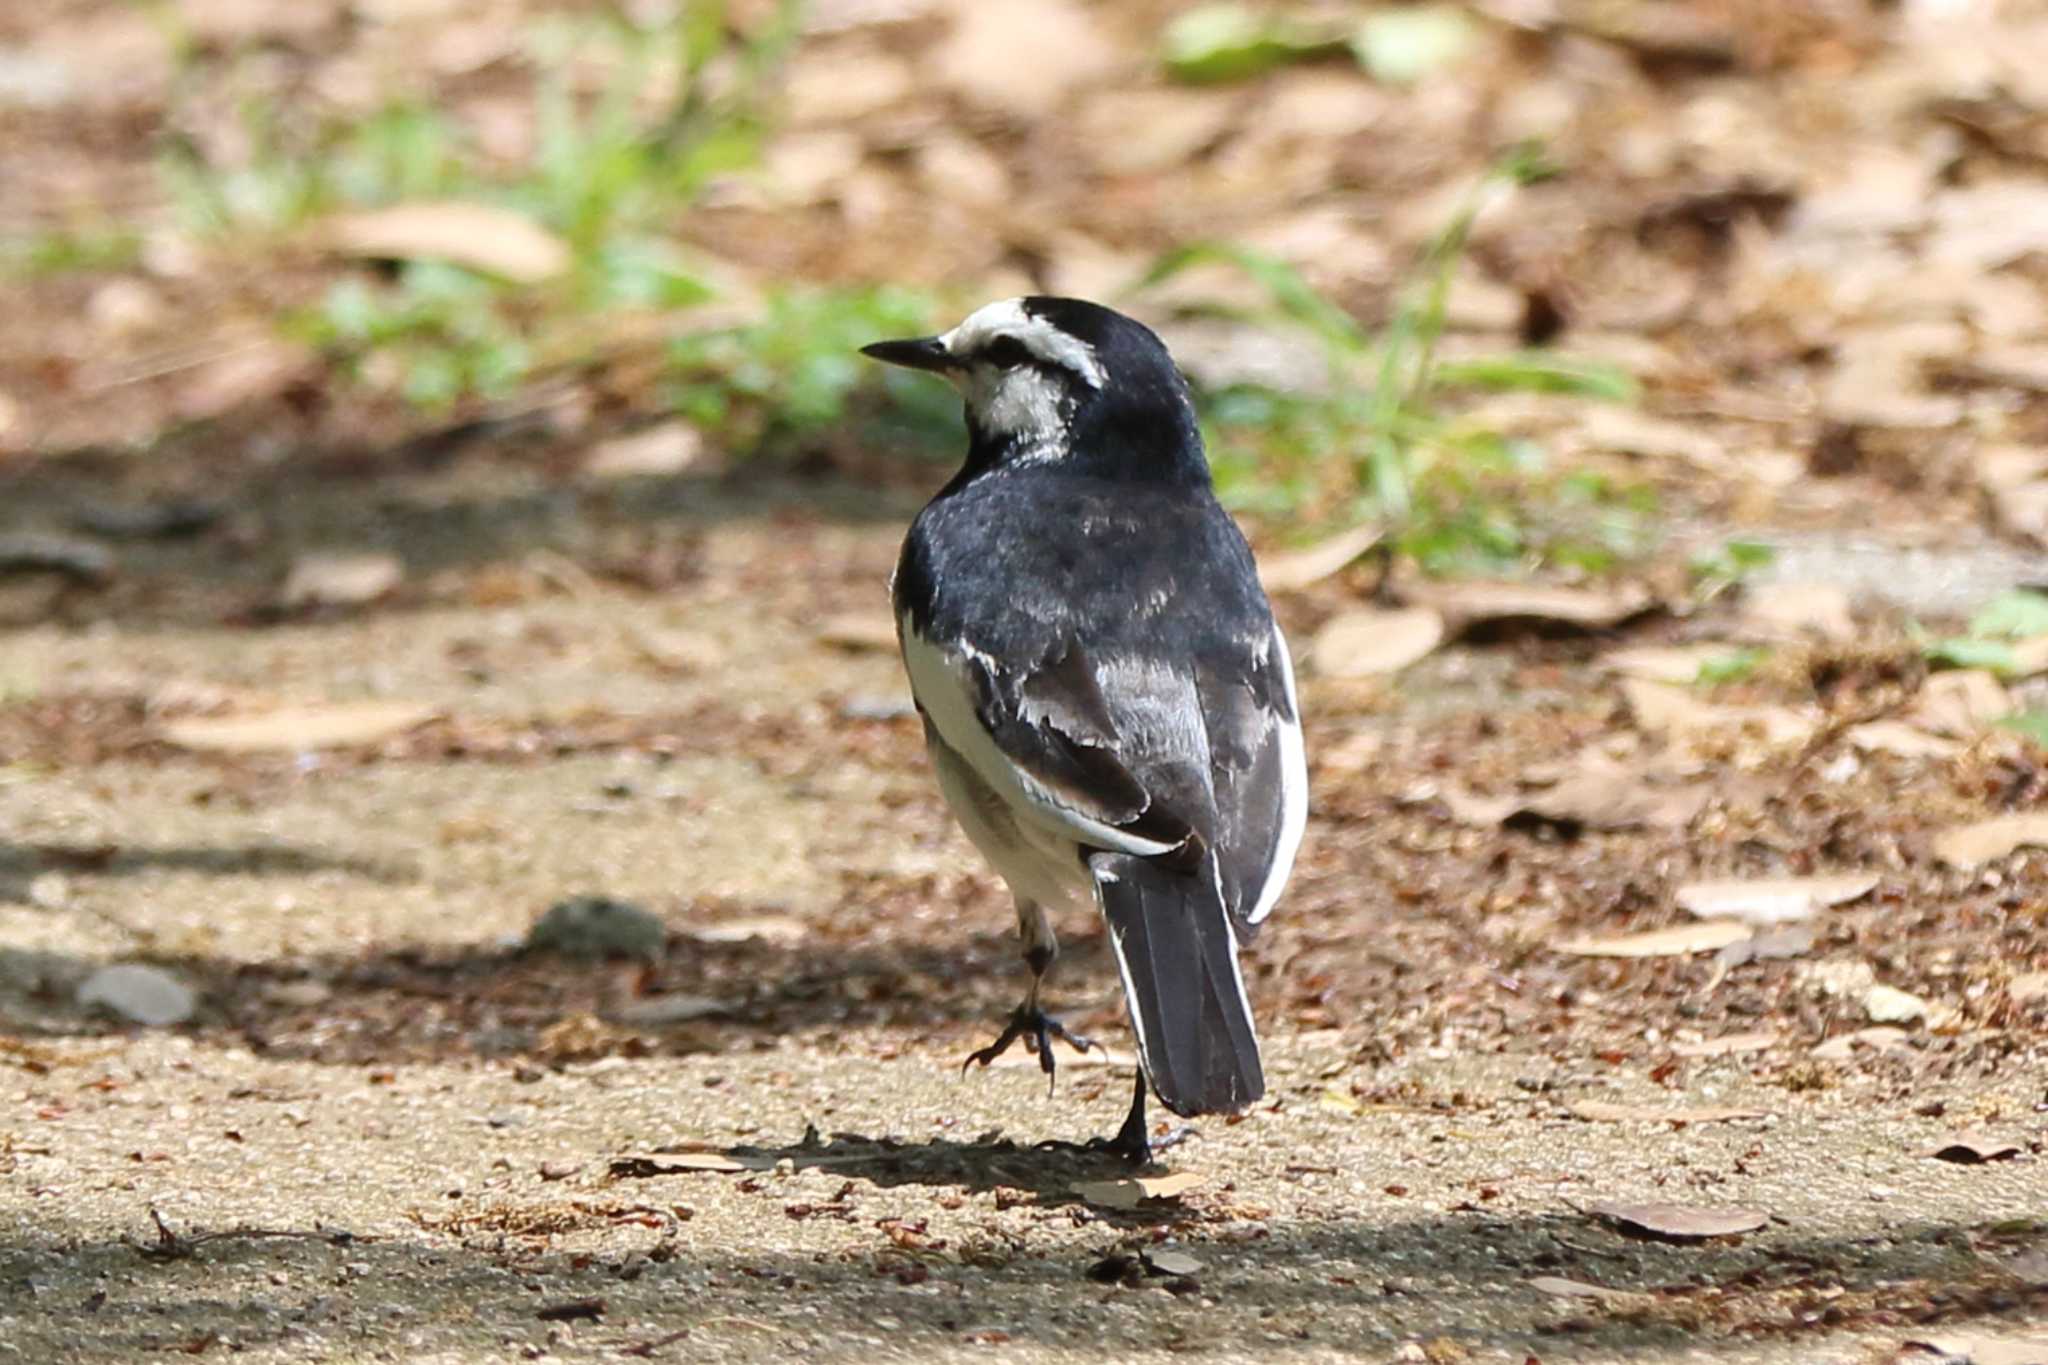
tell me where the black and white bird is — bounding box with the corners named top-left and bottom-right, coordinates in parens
top-left (864, 297), bottom-right (1308, 1162)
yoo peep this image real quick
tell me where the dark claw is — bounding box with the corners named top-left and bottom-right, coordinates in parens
top-left (962, 1005), bottom-right (1094, 1094)
top-left (1033, 1069), bottom-right (1194, 1167)
top-left (1035, 1123), bottom-right (1189, 1168)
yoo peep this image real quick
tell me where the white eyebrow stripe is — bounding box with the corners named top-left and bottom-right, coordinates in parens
top-left (940, 298), bottom-right (1106, 390)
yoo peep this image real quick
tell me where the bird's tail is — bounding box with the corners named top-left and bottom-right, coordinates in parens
top-left (1090, 851), bottom-right (1264, 1118)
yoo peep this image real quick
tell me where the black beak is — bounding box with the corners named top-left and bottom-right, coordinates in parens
top-left (861, 336), bottom-right (958, 373)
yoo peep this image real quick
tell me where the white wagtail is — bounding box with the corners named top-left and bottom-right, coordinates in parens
top-left (863, 297), bottom-right (1308, 1161)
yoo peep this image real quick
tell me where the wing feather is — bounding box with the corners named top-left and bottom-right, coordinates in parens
top-left (899, 623), bottom-right (1192, 858)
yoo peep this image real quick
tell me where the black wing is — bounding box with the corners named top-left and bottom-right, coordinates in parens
top-left (896, 469), bottom-right (1306, 932)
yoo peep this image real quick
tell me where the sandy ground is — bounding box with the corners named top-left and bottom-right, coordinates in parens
top-left (1, 465), bottom-right (2045, 1365)
top-left (3, 1036), bottom-right (2044, 1365)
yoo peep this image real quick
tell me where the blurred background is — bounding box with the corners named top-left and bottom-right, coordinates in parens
top-left (4, 0), bottom-right (2048, 1074)
top-left (11, 0), bottom-right (2048, 565)
top-left (4, 2), bottom-right (2048, 1358)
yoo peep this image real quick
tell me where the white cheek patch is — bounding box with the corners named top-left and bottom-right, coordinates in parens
top-left (973, 365), bottom-right (1070, 451)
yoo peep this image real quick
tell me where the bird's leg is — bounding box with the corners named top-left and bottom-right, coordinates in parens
top-left (1037, 1067), bottom-right (1188, 1166)
top-left (1075, 1069), bottom-right (1196, 1166)
top-left (962, 901), bottom-right (1095, 1093)
top-left (1100, 1066), bottom-right (1153, 1163)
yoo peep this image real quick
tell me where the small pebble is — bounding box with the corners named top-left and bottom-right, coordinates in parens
top-left (525, 896), bottom-right (665, 961)
top-left (75, 964), bottom-right (197, 1026)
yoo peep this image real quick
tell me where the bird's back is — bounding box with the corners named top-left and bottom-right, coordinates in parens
top-left (896, 465), bottom-right (1274, 671)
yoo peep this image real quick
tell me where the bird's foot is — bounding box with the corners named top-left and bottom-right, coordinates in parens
top-left (1036, 1122), bottom-right (1191, 1168)
top-left (962, 1005), bottom-right (1094, 1093)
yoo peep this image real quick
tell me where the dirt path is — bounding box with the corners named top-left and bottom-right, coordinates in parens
top-left (1, 463), bottom-right (2044, 1364)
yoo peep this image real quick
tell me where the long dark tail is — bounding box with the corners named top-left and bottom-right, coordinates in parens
top-left (1090, 851), bottom-right (1264, 1117)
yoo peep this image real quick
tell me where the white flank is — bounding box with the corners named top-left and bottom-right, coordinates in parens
top-left (900, 621), bottom-right (1179, 859)
top-left (1245, 627), bottom-right (1308, 925)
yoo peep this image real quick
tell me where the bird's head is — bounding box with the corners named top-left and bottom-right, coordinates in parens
top-left (863, 297), bottom-right (1207, 484)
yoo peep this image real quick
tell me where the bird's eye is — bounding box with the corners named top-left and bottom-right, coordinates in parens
top-left (983, 335), bottom-right (1031, 369)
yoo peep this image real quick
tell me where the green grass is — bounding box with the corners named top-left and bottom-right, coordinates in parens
top-left (1696, 646), bottom-right (1768, 686)
top-left (1689, 538), bottom-right (1776, 603)
top-left (666, 284), bottom-right (953, 455)
top-left (158, 2), bottom-right (797, 413)
top-left (1999, 710), bottom-right (2048, 748)
top-left (1140, 147), bottom-right (1647, 575)
top-left (129, 0), bottom-right (954, 445)
top-left (1162, 3), bottom-right (1477, 86)
top-left (1919, 588), bottom-right (2048, 677)
top-left (0, 224), bottom-right (144, 279)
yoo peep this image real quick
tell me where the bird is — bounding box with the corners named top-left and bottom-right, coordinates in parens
top-left (863, 296), bottom-right (1308, 1163)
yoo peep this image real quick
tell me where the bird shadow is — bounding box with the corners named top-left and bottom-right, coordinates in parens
top-left (619, 1128), bottom-right (1187, 1212)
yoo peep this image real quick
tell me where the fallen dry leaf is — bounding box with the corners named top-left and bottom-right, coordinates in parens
top-left (1440, 750), bottom-right (1708, 833)
top-left (1070, 1171), bottom-right (1202, 1210)
top-left (934, 0), bottom-right (1116, 118)
top-left (1312, 606), bottom-right (1444, 677)
top-left (1930, 181), bottom-right (2048, 271)
top-left (1257, 522), bottom-right (1384, 592)
top-left (606, 994), bottom-right (726, 1027)
top-left (1932, 813), bottom-right (2048, 869)
top-left (1992, 480), bottom-right (2048, 545)
top-left (1943, 342), bottom-right (2048, 395)
top-left (1316, 730), bottom-right (1385, 774)
top-left (678, 917), bottom-right (809, 946)
top-left (1912, 669), bottom-right (2012, 737)
top-left (174, 341), bottom-right (314, 424)
top-left (1847, 720), bottom-right (1962, 760)
top-left (1588, 1201), bottom-right (1769, 1241)
top-left (1921, 1133), bottom-right (2022, 1164)
top-left (1812, 1025), bottom-right (1911, 1060)
top-left (1900, 1333), bottom-right (2048, 1365)
top-left (1675, 873), bottom-right (1878, 926)
top-left (324, 202), bottom-right (571, 282)
top-left (1621, 679), bottom-right (1814, 748)
top-left (1864, 983), bottom-right (1934, 1024)
top-left (280, 551), bottom-right (405, 608)
top-left (610, 1151), bottom-right (770, 1176)
top-left (1739, 581), bottom-right (1856, 640)
top-left (1577, 406), bottom-right (1727, 468)
top-left (1570, 1101), bottom-right (1770, 1125)
top-left (1975, 443), bottom-right (2048, 493)
top-left (1670, 1030), bottom-right (1781, 1057)
top-left (624, 626), bottom-right (725, 675)
top-left (1600, 643), bottom-right (1734, 685)
top-left (582, 422), bottom-right (712, 480)
top-left (1555, 921), bottom-right (1753, 958)
top-left (1078, 88), bottom-right (1238, 177)
top-left (1406, 579), bottom-right (1655, 631)
top-left (1708, 924), bottom-right (1816, 981)
top-left (2008, 634), bottom-right (2048, 679)
top-left (1819, 323), bottom-right (1967, 429)
top-left (1141, 1249), bottom-right (1203, 1278)
top-left (160, 701), bottom-right (436, 753)
top-left (815, 613), bottom-right (899, 652)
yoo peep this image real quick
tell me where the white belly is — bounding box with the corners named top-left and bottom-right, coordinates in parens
top-left (925, 725), bottom-right (1091, 912)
